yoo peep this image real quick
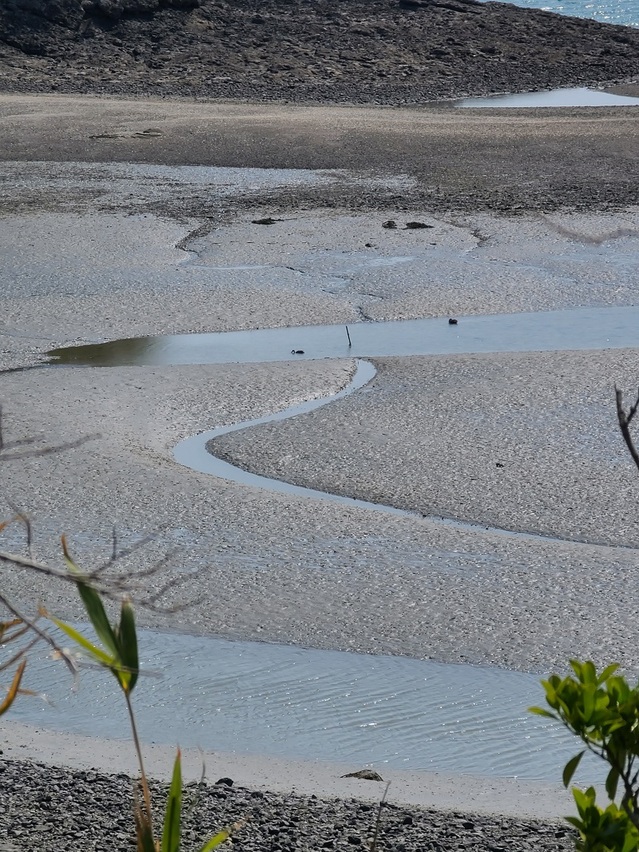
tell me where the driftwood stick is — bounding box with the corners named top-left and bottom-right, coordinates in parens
top-left (615, 386), bottom-right (639, 473)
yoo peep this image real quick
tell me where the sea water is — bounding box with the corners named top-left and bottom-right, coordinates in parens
top-left (495, 0), bottom-right (639, 28)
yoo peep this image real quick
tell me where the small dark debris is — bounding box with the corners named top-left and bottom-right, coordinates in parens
top-left (448, 317), bottom-right (458, 325)
top-left (404, 221), bottom-right (433, 229)
top-left (364, 242), bottom-right (374, 247)
top-left (382, 220), bottom-right (397, 229)
top-left (291, 349), bottom-right (305, 355)
top-left (215, 777), bottom-right (234, 787)
top-left (496, 462), bottom-right (504, 468)
top-left (252, 217), bottom-right (280, 225)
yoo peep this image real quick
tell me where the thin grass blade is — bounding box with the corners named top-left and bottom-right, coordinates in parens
top-left (161, 750), bottom-right (182, 852)
top-left (134, 805), bottom-right (158, 852)
top-left (198, 828), bottom-right (234, 852)
top-left (46, 613), bottom-right (114, 667)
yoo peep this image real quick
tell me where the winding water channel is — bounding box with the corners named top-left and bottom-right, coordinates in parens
top-left (48, 304), bottom-right (639, 367)
top-left (40, 303), bottom-right (639, 784)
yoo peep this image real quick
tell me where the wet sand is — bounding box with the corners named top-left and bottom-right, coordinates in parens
top-left (1, 94), bottom-right (639, 824)
top-left (0, 722), bottom-right (573, 820)
top-left (1, 93), bottom-right (639, 213)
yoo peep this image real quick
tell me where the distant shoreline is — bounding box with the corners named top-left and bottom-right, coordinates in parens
top-left (2, 93), bottom-right (638, 215)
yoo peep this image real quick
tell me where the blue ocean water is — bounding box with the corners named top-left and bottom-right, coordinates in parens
top-left (499, 0), bottom-right (639, 27)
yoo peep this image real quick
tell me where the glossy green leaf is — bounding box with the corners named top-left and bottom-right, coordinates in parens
top-left (598, 664), bottom-right (620, 685)
top-left (528, 706), bottom-right (558, 719)
top-left (563, 751), bottom-right (585, 789)
top-left (606, 766), bottom-right (620, 801)
top-left (573, 786), bottom-right (595, 815)
top-left (582, 661), bottom-right (597, 685)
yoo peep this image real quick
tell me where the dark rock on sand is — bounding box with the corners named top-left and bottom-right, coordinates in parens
top-left (1, 0), bottom-right (638, 104)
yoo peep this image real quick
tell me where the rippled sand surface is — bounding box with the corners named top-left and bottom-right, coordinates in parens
top-left (2, 198), bottom-right (639, 677)
top-left (2, 99), bottom-right (639, 816)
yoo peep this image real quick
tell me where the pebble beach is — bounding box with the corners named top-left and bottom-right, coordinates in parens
top-left (1, 3), bottom-right (639, 843)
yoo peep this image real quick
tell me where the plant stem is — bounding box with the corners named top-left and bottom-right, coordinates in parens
top-left (124, 689), bottom-right (154, 824)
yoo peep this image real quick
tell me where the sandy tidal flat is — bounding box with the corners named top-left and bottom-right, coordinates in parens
top-left (2, 201), bottom-right (639, 675)
top-left (1, 96), bottom-right (639, 827)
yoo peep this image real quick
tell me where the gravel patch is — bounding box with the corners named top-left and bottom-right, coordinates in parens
top-left (0, 759), bottom-right (575, 852)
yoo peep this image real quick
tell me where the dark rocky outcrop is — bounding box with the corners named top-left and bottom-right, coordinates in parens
top-left (0, 0), bottom-right (638, 103)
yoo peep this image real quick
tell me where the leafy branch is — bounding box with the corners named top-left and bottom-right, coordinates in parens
top-left (530, 386), bottom-right (639, 852)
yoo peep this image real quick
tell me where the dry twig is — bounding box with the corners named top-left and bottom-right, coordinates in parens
top-left (615, 386), bottom-right (639, 473)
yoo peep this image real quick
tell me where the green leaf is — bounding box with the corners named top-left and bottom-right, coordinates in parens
top-left (622, 829), bottom-right (639, 852)
top-left (47, 614), bottom-right (114, 667)
top-left (606, 766), bottom-right (620, 801)
top-left (161, 750), bottom-right (182, 852)
top-left (582, 661), bottom-right (597, 685)
top-left (528, 706), bottom-right (558, 719)
top-left (115, 598), bottom-right (139, 695)
top-left (198, 828), bottom-right (233, 852)
top-left (563, 751), bottom-right (585, 789)
top-left (598, 664), bottom-right (620, 685)
top-left (573, 786), bottom-right (595, 816)
top-left (61, 536), bottom-right (118, 657)
top-left (570, 660), bottom-right (584, 679)
top-left (582, 684), bottom-right (596, 721)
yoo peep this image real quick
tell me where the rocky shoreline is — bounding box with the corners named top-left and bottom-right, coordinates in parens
top-left (0, 759), bottom-right (575, 852)
top-left (1, 0), bottom-right (639, 104)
